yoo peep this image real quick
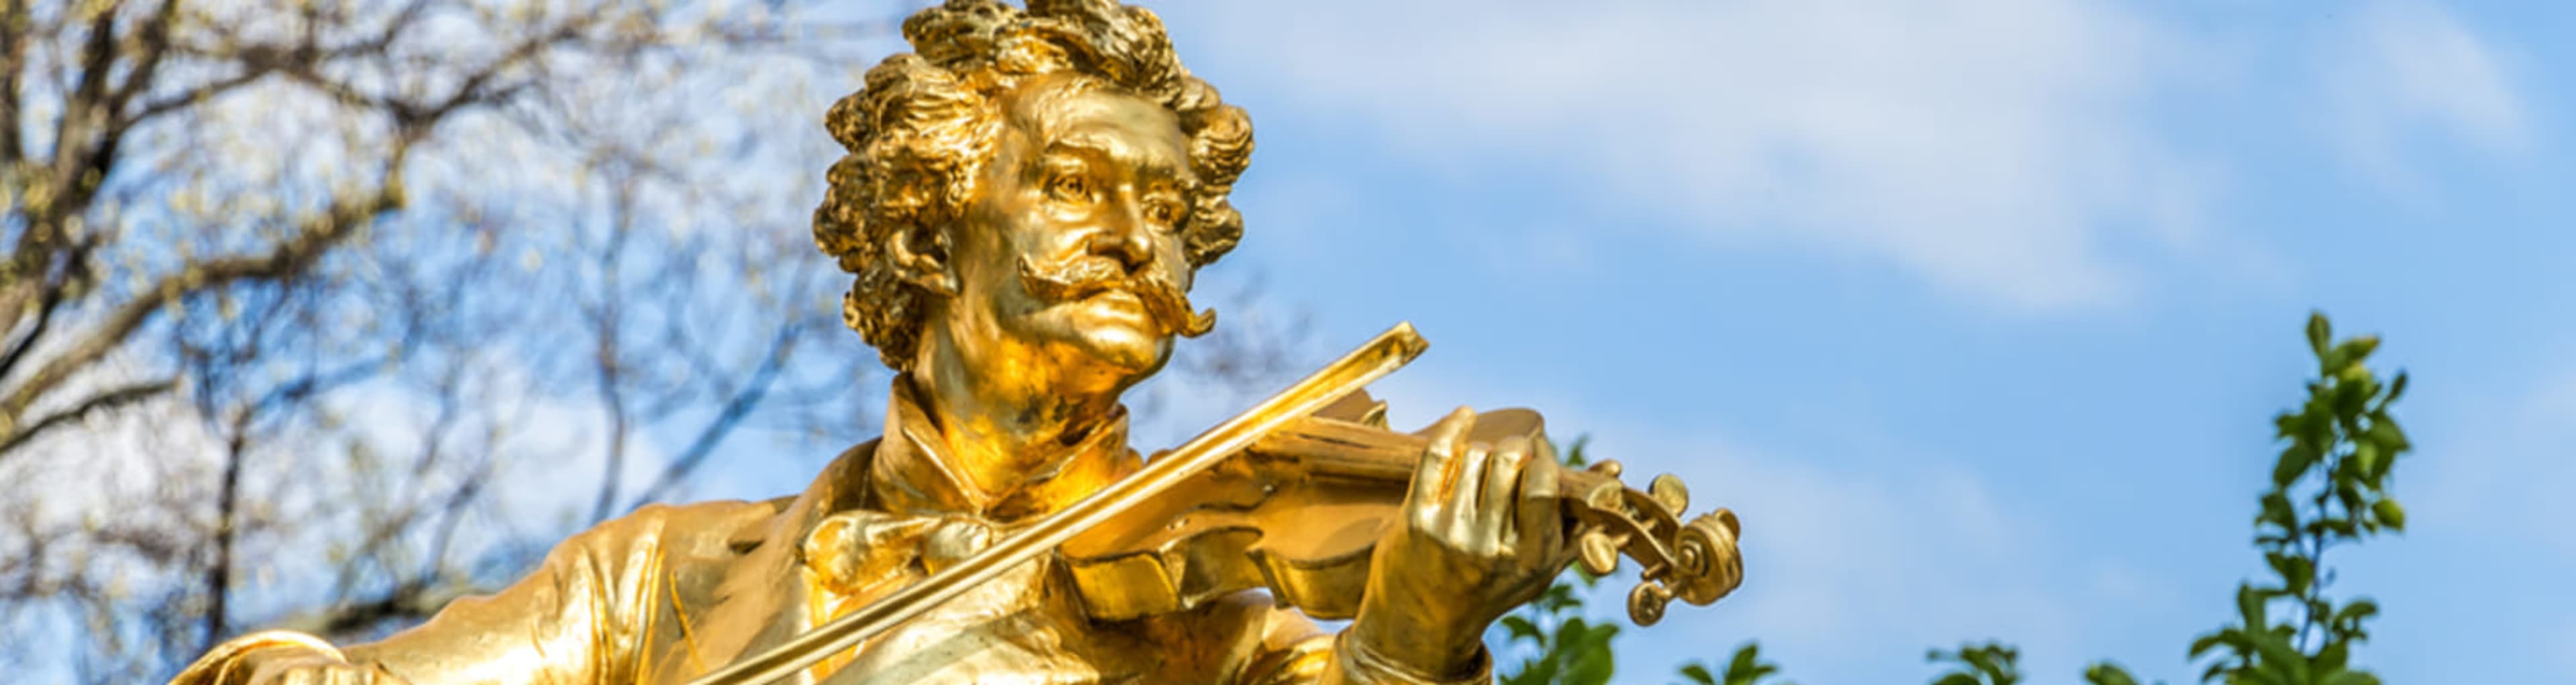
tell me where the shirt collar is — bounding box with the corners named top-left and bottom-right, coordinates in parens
top-left (862, 374), bottom-right (1141, 521)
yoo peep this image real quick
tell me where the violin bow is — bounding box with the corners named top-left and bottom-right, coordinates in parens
top-left (687, 323), bottom-right (1432, 685)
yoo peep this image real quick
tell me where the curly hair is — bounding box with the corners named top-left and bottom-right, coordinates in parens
top-left (814, 0), bottom-right (1254, 368)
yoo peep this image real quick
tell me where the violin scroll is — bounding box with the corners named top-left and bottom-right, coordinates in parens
top-left (1562, 460), bottom-right (1743, 626)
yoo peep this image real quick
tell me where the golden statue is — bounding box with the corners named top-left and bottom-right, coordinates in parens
top-left (172, 1), bottom-right (1743, 683)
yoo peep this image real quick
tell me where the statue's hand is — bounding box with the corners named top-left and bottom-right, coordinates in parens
top-left (235, 647), bottom-right (411, 685)
top-left (1346, 407), bottom-right (1565, 680)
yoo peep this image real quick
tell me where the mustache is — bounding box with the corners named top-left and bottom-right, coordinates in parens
top-left (1015, 256), bottom-right (1216, 338)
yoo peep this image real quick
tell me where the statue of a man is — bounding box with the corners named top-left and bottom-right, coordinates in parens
top-left (174, 1), bottom-right (1564, 683)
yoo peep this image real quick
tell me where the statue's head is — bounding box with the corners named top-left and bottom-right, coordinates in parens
top-left (816, 0), bottom-right (1252, 383)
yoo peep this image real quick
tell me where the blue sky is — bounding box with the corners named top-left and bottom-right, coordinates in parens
top-left (42, 1), bottom-right (2568, 682)
top-left (1099, 1), bottom-right (2571, 682)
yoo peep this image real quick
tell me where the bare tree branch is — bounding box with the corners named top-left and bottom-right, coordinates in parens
top-left (0, 252), bottom-right (73, 383)
top-left (627, 322), bottom-right (798, 510)
top-left (0, 0), bottom-right (30, 163)
top-left (0, 378), bottom-right (171, 455)
top-left (202, 401), bottom-right (251, 649)
top-left (105, 0), bottom-right (184, 121)
top-left (0, 3), bottom-right (908, 679)
top-left (585, 185), bottom-right (635, 524)
top-left (0, 180), bottom-right (404, 452)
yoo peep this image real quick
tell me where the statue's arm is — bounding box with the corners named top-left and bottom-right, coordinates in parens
top-left (173, 512), bottom-right (677, 685)
top-left (168, 629), bottom-right (385, 685)
top-left (1235, 607), bottom-right (1493, 685)
top-left (338, 524), bottom-right (637, 685)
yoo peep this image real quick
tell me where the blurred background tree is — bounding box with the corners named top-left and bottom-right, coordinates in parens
top-left (0, 1), bottom-right (1303, 681)
top-left (0, 1), bottom-right (881, 680)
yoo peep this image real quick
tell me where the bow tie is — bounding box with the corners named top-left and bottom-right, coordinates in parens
top-left (801, 509), bottom-right (1002, 596)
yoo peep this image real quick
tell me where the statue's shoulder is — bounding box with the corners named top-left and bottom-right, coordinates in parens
top-left (566, 438), bottom-right (883, 566)
top-left (571, 497), bottom-right (790, 564)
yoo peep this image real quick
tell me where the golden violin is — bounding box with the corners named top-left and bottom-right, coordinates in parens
top-left (1059, 394), bottom-right (1743, 627)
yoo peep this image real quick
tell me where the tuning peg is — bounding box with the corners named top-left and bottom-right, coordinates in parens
top-left (1626, 579), bottom-right (1675, 626)
top-left (1577, 529), bottom-right (1621, 576)
top-left (1648, 473), bottom-right (1687, 515)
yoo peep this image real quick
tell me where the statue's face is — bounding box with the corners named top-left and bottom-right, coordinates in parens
top-left (943, 74), bottom-right (1199, 380)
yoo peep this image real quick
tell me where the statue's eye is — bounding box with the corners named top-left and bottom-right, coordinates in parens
top-left (1046, 173), bottom-right (1089, 203)
top-left (1146, 199), bottom-right (1181, 226)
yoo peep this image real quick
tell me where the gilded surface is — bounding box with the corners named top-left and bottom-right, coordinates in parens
top-left (169, 1), bottom-right (1742, 684)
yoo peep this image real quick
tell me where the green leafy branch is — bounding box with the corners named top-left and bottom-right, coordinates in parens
top-left (2083, 660), bottom-right (2163, 685)
top-left (1676, 642), bottom-right (1793, 685)
top-left (1927, 641), bottom-right (2023, 685)
top-left (2182, 313), bottom-right (2410, 685)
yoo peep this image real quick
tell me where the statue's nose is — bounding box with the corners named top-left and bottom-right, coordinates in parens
top-left (1085, 209), bottom-right (1153, 273)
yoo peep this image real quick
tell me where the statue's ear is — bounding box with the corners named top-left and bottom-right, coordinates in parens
top-left (888, 223), bottom-right (959, 297)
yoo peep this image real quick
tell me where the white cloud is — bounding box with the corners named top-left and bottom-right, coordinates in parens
top-left (1187, 0), bottom-right (2214, 312)
top-left (2319, 1), bottom-right (2532, 190)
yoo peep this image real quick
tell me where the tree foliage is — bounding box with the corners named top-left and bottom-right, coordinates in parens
top-left (1673, 642), bottom-right (1792, 685)
top-left (1927, 641), bottom-right (2023, 685)
top-left (2182, 312), bottom-right (2408, 685)
top-left (2084, 661), bottom-right (2157, 685)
